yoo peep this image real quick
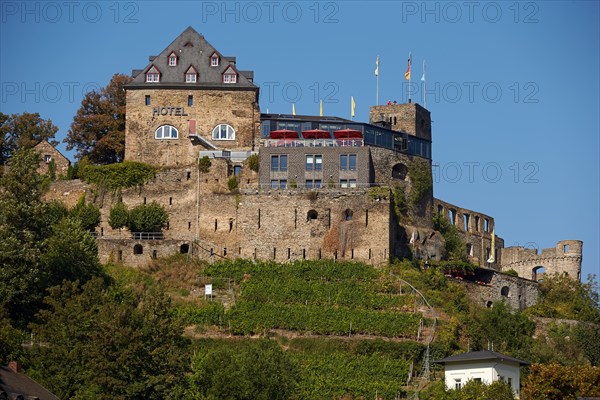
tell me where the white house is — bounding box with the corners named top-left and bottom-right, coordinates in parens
top-left (434, 350), bottom-right (529, 398)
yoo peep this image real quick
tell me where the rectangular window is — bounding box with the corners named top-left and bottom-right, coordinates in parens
top-left (475, 216), bottom-right (480, 232)
top-left (169, 56), bottom-right (177, 66)
top-left (188, 95), bottom-right (193, 106)
top-left (305, 155), bottom-right (322, 171)
top-left (146, 73), bottom-right (159, 82)
top-left (145, 95), bottom-right (150, 106)
top-left (484, 218), bottom-right (490, 232)
top-left (223, 74), bottom-right (237, 83)
top-left (306, 179), bottom-right (321, 189)
top-left (340, 154), bottom-right (357, 170)
top-left (306, 155), bottom-right (314, 171)
top-left (44, 154), bottom-right (52, 163)
top-left (340, 154), bottom-right (347, 170)
top-left (186, 73), bottom-right (196, 83)
top-left (349, 154), bottom-right (357, 171)
top-left (340, 179), bottom-right (357, 188)
top-left (211, 56), bottom-right (219, 66)
top-left (455, 379), bottom-right (462, 390)
top-left (271, 180), bottom-right (287, 189)
top-left (507, 377), bottom-right (512, 387)
top-left (473, 378), bottom-right (482, 383)
top-left (271, 155), bottom-right (288, 171)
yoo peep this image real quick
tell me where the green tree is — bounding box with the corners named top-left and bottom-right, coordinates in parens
top-left (188, 339), bottom-right (298, 400)
top-left (527, 273), bottom-right (600, 323)
top-left (466, 300), bottom-right (535, 357)
top-left (109, 201), bottom-right (129, 229)
top-left (246, 153), bottom-right (259, 172)
top-left (433, 212), bottom-right (467, 261)
top-left (65, 74), bottom-right (131, 163)
top-left (198, 155), bottom-right (212, 173)
top-left (522, 363), bottom-right (600, 400)
top-left (0, 308), bottom-right (27, 364)
top-left (41, 218), bottom-right (102, 288)
top-left (574, 322), bottom-right (600, 366)
top-left (128, 202), bottom-right (169, 232)
top-left (29, 278), bottom-right (190, 399)
top-left (70, 195), bottom-right (101, 232)
top-left (0, 112), bottom-right (59, 164)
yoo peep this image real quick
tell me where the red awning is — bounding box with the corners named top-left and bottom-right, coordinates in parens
top-left (269, 129), bottom-right (299, 139)
top-left (333, 129), bottom-right (363, 139)
top-left (302, 129), bottom-right (331, 139)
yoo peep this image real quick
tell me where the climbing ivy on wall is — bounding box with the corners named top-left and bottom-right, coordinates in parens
top-left (80, 161), bottom-right (156, 192)
top-left (408, 159), bottom-right (432, 207)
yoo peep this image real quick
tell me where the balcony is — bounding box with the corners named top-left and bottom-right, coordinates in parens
top-left (262, 138), bottom-right (364, 148)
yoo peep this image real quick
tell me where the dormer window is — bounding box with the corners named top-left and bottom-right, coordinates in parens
top-left (168, 52), bottom-right (177, 66)
top-left (145, 65), bottom-right (160, 83)
top-left (210, 52), bottom-right (220, 67)
top-left (185, 65), bottom-right (198, 83)
top-left (222, 66), bottom-right (237, 84)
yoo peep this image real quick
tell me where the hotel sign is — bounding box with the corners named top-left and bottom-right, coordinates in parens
top-left (152, 106), bottom-right (188, 116)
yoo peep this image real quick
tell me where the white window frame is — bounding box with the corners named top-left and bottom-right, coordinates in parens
top-left (211, 56), bottom-right (219, 66)
top-left (211, 124), bottom-right (235, 140)
top-left (146, 73), bottom-right (159, 83)
top-left (169, 55), bottom-right (177, 66)
top-left (186, 73), bottom-right (197, 83)
top-left (155, 125), bottom-right (179, 140)
top-left (223, 73), bottom-right (237, 84)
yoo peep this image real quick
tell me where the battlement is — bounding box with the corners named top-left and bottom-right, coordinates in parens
top-left (500, 240), bottom-right (582, 281)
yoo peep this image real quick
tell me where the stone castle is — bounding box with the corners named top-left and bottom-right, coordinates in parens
top-left (46, 27), bottom-right (582, 310)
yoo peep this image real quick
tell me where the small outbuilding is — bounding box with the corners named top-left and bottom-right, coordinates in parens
top-left (434, 350), bottom-right (529, 398)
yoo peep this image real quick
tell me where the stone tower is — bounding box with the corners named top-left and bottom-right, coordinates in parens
top-left (369, 102), bottom-right (432, 141)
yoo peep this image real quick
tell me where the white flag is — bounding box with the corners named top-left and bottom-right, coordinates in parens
top-left (375, 55), bottom-right (380, 76)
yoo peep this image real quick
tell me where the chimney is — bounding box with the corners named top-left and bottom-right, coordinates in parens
top-left (8, 361), bottom-right (22, 373)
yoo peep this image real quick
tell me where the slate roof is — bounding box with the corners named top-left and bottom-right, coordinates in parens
top-left (434, 350), bottom-right (529, 366)
top-left (125, 26), bottom-right (257, 90)
top-left (0, 366), bottom-right (59, 400)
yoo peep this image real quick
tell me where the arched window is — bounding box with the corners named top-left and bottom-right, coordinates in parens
top-left (212, 124), bottom-right (235, 140)
top-left (500, 286), bottom-right (510, 297)
top-left (155, 125), bottom-right (179, 139)
top-left (307, 210), bottom-right (318, 221)
top-left (133, 244), bottom-right (143, 255)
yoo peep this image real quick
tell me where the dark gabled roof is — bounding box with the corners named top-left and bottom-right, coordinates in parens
top-left (126, 26), bottom-right (256, 90)
top-left (0, 366), bottom-right (59, 400)
top-left (434, 350), bottom-right (529, 366)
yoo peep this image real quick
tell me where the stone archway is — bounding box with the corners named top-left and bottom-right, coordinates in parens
top-left (532, 266), bottom-right (545, 281)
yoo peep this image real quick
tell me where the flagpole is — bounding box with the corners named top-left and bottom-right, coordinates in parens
top-left (423, 60), bottom-right (426, 109)
top-left (375, 55), bottom-right (380, 106)
top-left (408, 52), bottom-right (412, 103)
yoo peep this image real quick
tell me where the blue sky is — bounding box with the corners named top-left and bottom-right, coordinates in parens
top-left (1, 1), bottom-right (598, 281)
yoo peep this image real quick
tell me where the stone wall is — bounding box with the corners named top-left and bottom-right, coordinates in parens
top-left (433, 198), bottom-right (504, 269)
top-left (456, 270), bottom-right (538, 310)
top-left (125, 88), bottom-right (259, 167)
top-left (97, 238), bottom-right (191, 267)
top-left (43, 179), bottom-right (91, 208)
top-left (500, 240), bottom-right (582, 281)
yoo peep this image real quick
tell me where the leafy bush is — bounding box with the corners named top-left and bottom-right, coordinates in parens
top-left (227, 176), bottom-right (239, 192)
top-left (368, 186), bottom-right (389, 200)
top-left (246, 153), bottom-right (259, 172)
top-left (433, 212), bottom-right (466, 261)
top-left (128, 202), bottom-right (169, 232)
top-left (108, 201), bottom-right (129, 229)
top-left (80, 160), bottom-right (156, 191)
top-left (198, 156), bottom-right (211, 173)
top-left (69, 195), bottom-right (101, 231)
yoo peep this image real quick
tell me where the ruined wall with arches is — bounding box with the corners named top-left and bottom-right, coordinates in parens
top-left (500, 240), bottom-right (583, 281)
